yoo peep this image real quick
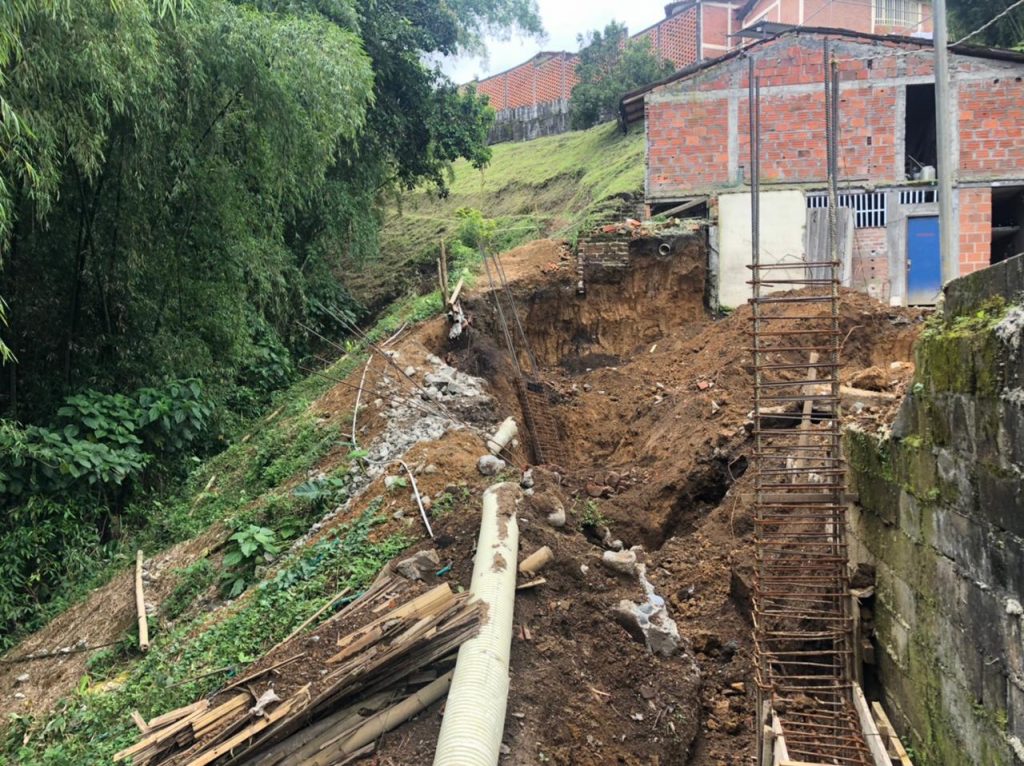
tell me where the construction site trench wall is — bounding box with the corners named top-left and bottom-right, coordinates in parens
top-left (845, 254), bottom-right (1024, 765)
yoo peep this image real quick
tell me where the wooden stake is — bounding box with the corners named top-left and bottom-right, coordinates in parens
top-left (135, 550), bottom-right (149, 652)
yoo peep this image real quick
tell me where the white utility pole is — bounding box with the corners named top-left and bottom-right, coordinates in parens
top-left (933, 0), bottom-right (959, 283)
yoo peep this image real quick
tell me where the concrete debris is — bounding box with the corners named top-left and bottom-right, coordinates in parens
top-left (403, 366), bottom-right (416, 377)
top-left (250, 688), bottom-right (282, 718)
top-left (13, 693), bottom-right (25, 700)
top-left (612, 597), bottom-right (681, 658)
top-left (15, 674), bottom-right (29, 685)
top-left (395, 549), bottom-right (441, 581)
top-left (477, 455), bottom-right (506, 476)
top-left (601, 548), bottom-right (640, 577)
top-left (520, 469), bottom-right (535, 489)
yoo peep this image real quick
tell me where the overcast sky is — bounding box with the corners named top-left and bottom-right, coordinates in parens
top-left (441, 1), bottom-right (672, 83)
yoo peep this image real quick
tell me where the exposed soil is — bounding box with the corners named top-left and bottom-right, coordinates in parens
top-left (1, 235), bottom-right (926, 764)
top-left (367, 237), bottom-right (925, 765)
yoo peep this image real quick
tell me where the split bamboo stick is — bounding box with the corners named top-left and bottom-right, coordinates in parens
top-left (136, 551), bottom-right (150, 652)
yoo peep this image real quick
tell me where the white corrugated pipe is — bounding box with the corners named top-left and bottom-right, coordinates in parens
top-left (486, 417), bottom-right (518, 456)
top-left (433, 482), bottom-right (521, 766)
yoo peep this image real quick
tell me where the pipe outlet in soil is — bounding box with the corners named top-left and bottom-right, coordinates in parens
top-left (433, 482), bottom-right (521, 766)
top-left (486, 417), bottom-right (518, 456)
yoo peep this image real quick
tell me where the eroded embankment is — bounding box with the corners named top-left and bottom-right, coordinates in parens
top-left (430, 236), bottom-right (925, 764)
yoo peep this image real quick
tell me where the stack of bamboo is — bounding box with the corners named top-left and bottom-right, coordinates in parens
top-left (116, 577), bottom-right (481, 766)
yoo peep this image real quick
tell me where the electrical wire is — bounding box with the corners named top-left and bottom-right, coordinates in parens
top-left (951, 0), bottom-right (1024, 46)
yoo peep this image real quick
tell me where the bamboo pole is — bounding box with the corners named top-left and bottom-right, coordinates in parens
top-left (135, 551), bottom-right (149, 652)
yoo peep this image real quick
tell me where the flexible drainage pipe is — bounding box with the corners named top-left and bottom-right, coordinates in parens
top-left (486, 417), bottom-right (518, 456)
top-left (433, 482), bottom-right (521, 766)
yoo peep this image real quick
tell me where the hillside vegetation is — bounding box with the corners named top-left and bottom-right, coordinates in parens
top-left (348, 123), bottom-right (646, 311)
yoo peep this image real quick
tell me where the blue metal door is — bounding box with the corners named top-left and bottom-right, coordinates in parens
top-left (907, 216), bottom-right (942, 305)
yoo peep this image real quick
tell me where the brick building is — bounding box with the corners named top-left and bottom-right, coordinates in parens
top-left (473, 0), bottom-right (931, 142)
top-left (619, 28), bottom-right (1024, 307)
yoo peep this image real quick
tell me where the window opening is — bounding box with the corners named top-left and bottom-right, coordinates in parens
top-left (807, 191), bottom-right (887, 228)
top-left (905, 84), bottom-right (937, 180)
top-left (991, 186), bottom-right (1024, 266)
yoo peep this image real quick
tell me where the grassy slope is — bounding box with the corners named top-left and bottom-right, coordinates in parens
top-left (348, 122), bottom-right (645, 311)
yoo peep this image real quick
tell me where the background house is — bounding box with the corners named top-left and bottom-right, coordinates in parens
top-left (620, 28), bottom-right (1024, 307)
top-left (472, 0), bottom-right (932, 142)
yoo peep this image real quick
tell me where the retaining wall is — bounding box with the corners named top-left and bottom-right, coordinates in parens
top-left (845, 253), bottom-right (1024, 765)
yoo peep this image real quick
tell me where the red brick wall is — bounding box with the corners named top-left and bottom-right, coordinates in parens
top-left (850, 227), bottom-right (891, 299)
top-left (474, 6), bottom-right (701, 113)
top-left (474, 53), bottom-right (577, 111)
top-left (960, 187), bottom-right (992, 275)
top-left (635, 7), bottom-right (700, 69)
top-left (647, 37), bottom-right (916, 198)
top-left (959, 76), bottom-right (1024, 182)
top-left (743, 0), bottom-right (931, 34)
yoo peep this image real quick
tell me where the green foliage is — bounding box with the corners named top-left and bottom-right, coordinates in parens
top-left (3, 508), bottom-right (409, 765)
top-left (221, 524), bottom-right (280, 597)
top-left (363, 123), bottom-right (644, 311)
top-left (163, 559), bottom-right (214, 620)
top-left (569, 21), bottom-right (675, 130)
top-left (577, 498), bottom-right (609, 529)
top-left (948, 0), bottom-right (1024, 48)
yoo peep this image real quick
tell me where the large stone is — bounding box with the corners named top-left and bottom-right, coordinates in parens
top-left (611, 598), bottom-right (681, 658)
top-left (477, 455), bottom-right (506, 476)
top-left (395, 549), bottom-right (441, 581)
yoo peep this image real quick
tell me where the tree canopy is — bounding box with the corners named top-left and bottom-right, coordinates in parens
top-left (948, 0), bottom-right (1024, 49)
top-left (0, 0), bottom-right (540, 643)
top-left (569, 21), bottom-right (676, 131)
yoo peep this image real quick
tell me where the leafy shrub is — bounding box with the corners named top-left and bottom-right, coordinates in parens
top-left (221, 525), bottom-right (280, 597)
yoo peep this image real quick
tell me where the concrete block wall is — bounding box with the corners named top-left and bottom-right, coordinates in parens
top-left (845, 254), bottom-right (1024, 765)
top-left (851, 227), bottom-right (890, 299)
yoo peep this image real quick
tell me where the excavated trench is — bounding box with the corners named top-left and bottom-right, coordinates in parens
top-left (425, 234), bottom-right (924, 764)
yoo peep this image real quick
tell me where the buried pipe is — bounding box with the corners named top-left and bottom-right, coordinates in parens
top-left (486, 416), bottom-right (518, 456)
top-left (433, 483), bottom-right (521, 766)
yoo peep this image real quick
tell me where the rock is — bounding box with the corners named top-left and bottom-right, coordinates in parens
top-left (477, 455), bottom-right (506, 476)
top-left (520, 469), bottom-right (535, 489)
top-left (612, 598), bottom-right (681, 657)
top-left (15, 673), bottom-right (29, 685)
top-left (392, 510), bottom-right (406, 520)
top-left (602, 549), bottom-right (639, 577)
top-left (423, 464), bottom-right (440, 475)
top-left (530, 491), bottom-right (566, 528)
top-left (849, 366), bottom-right (890, 391)
top-left (404, 366), bottom-right (416, 377)
top-left (384, 475), bottom-right (403, 491)
top-left (13, 693), bottom-right (25, 700)
top-left (640, 685), bottom-right (656, 700)
top-left (395, 549), bottom-right (441, 581)
top-left (585, 482), bottom-right (613, 498)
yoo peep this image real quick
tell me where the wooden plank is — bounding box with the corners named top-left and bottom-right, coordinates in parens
top-left (186, 692), bottom-right (303, 766)
top-left (853, 683), bottom-right (895, 766)
top-left (660, 197), bottom-right (707, 218)
top-left (772, 714), bottom-right (790, 764)
top-left (131, 710), bottom-right (150, 734)
top-left (147, 700), bottom-right (210, 730)
top-left (447, 277), bottom-right (465, 307)
top-left (114, 706), bottom-right (208, 761)
top-left (333, 585), bottom-right (453, 652)
top-left (136, 551), bottom-right (150, 652)
top-left (871, 701), bottom-right (914, 765)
